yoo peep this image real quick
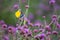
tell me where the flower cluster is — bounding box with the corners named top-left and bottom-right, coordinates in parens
top-left (0, 14), bottom-right (60, 40)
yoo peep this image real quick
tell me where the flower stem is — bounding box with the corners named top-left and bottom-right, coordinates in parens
top-left (24, 9), bottom-right (28, 25)
top-left (23, 0), bottom-right (30, 25)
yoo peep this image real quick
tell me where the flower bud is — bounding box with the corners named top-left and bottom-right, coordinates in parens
top-left (52, 31), bottom-right (58, 35)
top-left (25, 5), bottom-right (29, 9)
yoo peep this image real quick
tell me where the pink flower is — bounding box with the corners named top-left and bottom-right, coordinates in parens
top-left (25, 5), bottom-right (29, 9)
top-left (8, 26), bottom-right (16, 34)
top-left (45, 25), bottom-right (51, 31)
top-left (33, 29), bottom-right (39, 33)
top-left (2, 24), bottom-right (7, 30)
top-left (52, 31), bottom-right (58, 35)
top-left (13, 4), bottom-right (19, 9)
top-left (0, 20), bottom-right (5, 25)
top-left (49, 0), bottom-right (55, 5)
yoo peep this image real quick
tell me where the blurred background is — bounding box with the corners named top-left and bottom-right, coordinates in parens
top-left (0, 0), bottom-right (60, 26)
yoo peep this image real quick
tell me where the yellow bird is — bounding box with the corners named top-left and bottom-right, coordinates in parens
top-left (15, 9), bottom-right (21, 18)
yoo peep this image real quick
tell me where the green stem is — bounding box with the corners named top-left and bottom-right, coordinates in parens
top-left (44, 18), bottom-right (46, 26)
top-left (24, 9), bottom-right (28, 25)
top-left (23, 0), bottom-right (30, 25)
top-left (19, 0), bottom-right (21, 9)
top-left (9, 33), bottom-right (13, 40)
top-left (53, 22), bottom-right (56, 30)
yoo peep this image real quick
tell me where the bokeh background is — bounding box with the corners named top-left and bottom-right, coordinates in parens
top-left (0, 0), bottom-right (60, 40)
top-left (0, 0), bottom-right (60, 25)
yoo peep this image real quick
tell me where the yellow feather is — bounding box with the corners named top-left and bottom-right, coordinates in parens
top-left (15, 9), bottom-right (21, 18)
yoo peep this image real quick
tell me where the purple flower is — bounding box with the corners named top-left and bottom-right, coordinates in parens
top-left (52, 31), bottom-right (58, 35)
top-left (24, 29), bottom-right (29, 33)
top-left (28, 13), bottom-right (34, 20)
top-left (39, 33), bottom-right (46, 39)
top-left (33, 29), bottom-right (39, 33)
top-left (34, 22), bottom-right (41, 27)
top-left (41, 38), bottom-right (44, 40)
top-left (28, 22), bottom-right (34, 27)
top-left (24, 17), bottom-right (29, 22)
top-left (34, 35), bottom-right (39, 40)
top-left (52, 15), bottom-right (57, 22)
top-left (2, 24), bottom-right (7, 30)
top-left (8, 26), bottom-right (16, 34)
top-left (46, 32), bottom-right (51, 36)
top-left (39, 29), bottom-right (45, 33)
top-left (17, 26), bottom-right (23, 30)
top-left (45, 25), bottom-right (51, 31)
top-left (52, 15), bottom-right (57, 19)
top-left (56, 23), bottom-right (60, 29)
top-left (13, 4), bottom-right (19, 9)
top-left (34, 20), bottom-right (41, 27)
top-left (0, 20), bottom-right (5, 25)
top-left (23, 25), bottom-right (28, 29)
top-left (27, 20), bottom-right (34, 26)
top-left (27, 33), bottom-right (32, 37)
top-left (20, 30), bottom-right (25, 35)
top-left (34, 33), bottom-right (45, 40)
top-left (3, 35), bottom-right (9, 40)
top-left (27, 30), bottom-right (32, 37)
top-left (19, 27), bottom-right (29, 34)
top-left (25, 5), bottom-right (29, 9)
top-left (49, 0), bottom-right (55, 5)
top-left (42, 16), bottom-right (46, 19)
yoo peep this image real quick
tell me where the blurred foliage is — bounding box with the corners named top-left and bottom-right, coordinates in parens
top-left (0, 0), bottom-right (60, 25)
top-left (0, 0), bottom-right (17, 25)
